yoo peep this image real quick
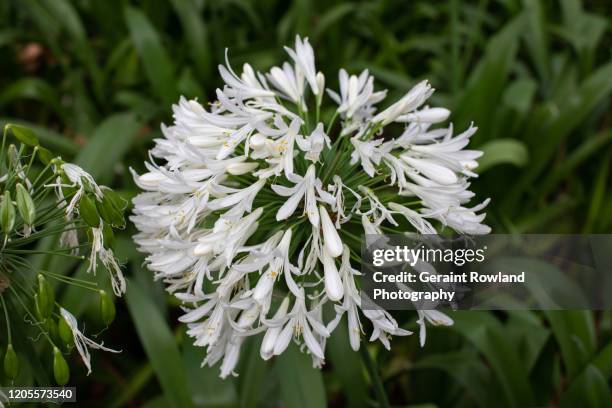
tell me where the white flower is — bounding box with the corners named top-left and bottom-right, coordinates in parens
top-left (328, 69), bottom-right (387, 120)
top-left (296, 123), bottom-right (330, 162)
top-left (60, 308), bottom-right (120, 374)
top-left (132, 36), bottom-right (490, 378)
top-left (285, 36), bottom-right (320, 96)
top-left (373, 80), bottom-right (433, 126)
top-left (417, 310), bottom-right (454, 347)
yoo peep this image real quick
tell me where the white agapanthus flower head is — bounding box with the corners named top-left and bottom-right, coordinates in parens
top-left (131, 35), bottom-right (490, 378)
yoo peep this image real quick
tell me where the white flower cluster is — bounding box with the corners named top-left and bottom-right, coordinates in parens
top-left (131, 36), bottom-right (490, 378)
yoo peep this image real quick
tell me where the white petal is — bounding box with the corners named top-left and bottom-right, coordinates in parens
top-left (319, 205), bottom-right (343, 257)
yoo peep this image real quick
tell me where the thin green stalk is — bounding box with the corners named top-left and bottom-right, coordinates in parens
top-left (8, 285), bottom-right (55, 346)
top-left (0, 125), bottom-right (7, 171)
top-left (360, 347), bottom-right (390, 408)
top-left (0, 294), bottom-right (12, 343)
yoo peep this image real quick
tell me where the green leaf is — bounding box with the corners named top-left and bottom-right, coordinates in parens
top-left (559, 365), bottom-right (612, 407)
top-left (124, 6), bottom-right (178, 105)
top-left (7, 124), bottom-right (39, 146)
top-left (181, 336), bottom-right (237, 408)
top-left (312, 3), bottom-right (356, 41)
top-left (125, 278), bottom-right (193, 408)
top-left (502, 79), bottom-right (537, 114)
top-left (451, 311), bottom-right (534, 407)
top-left (412, 350), bottom-right (500, 408)
top-left (452, 16), bottom-right (523, 143)
top-left (75, 113), bottom-right (141, 182)
top-left (505, 60), bottom-right (612, 208)
top-left (539, 130), bottom-right (612, 196)
top-left (477, 139), bottom-right (529, 173)
top-left (0, 78), bottom-right (65, 119)
top-left (0, 119), bottom-right (78, 156)
top-left (521, 0), bottom-right (549, 84)
top-left (169, 0), bottom-right (211, 81)
top-left (276, 343), bottom-right (327, 408)
top-left (237, 337), bottom-right (269, 408)
top-left (544, 311), bottom-right (596, 380)
top-left (326, 315), bottom-right (369, 407)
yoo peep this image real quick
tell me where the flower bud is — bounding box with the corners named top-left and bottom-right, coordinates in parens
top-left (58, 315), bottom-right (74, 347)
top-left (37, 274), bottom-right (55, 318)
top-left (319, 205), bottom-right (343, 257)
top-left (322, 248), bottom-right (344, 301)
top-left (34, 294), bottom-right (44, 321)
top-left (15, 183), bottom-right (36, 226)
top-left (7, 144), bottom-right (19, 169)
top-left (0, 191), bottom-right (15, 235)
top-left (45, 318), bottom-right (59, 344)
top-left (4, 344), bottom-right (19, 379)
top-left (53, 347), bottom-right (70, 386)
top-left (102, 222), bottom-right (115, 248)
top-left (99, 290), bottom-right (116, 325)
top-left (315, 72), bottom-right (325, 105)
top-left (78, 194), bottom-right (100, 228)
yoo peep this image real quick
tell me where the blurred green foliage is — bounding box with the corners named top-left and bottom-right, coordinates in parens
top-left (1, 0), bottom-right (611, 406)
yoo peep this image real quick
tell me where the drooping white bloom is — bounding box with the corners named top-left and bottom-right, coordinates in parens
top-left (47, 164), bottom-right (126, 296)
top-left (417, 310), bottom-right (454, 347)
top-left (131, 35), bottom-right (490, 377)
top-left (60, 308), bottom-right (120, 374)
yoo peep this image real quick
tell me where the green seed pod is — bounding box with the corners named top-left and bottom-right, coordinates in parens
top-left (37, 274), bottom-right (55, 317)
top-left (99, 290), bottom-right (116, 325)
top-left (15, 183), bottom-right (36, 226)
top-left (0, 191), bottom-right (15, 235)
top-left (78, 194), bottom-right (100, 228)
top-left (96, 194), bottom-right (125, 229)
top-left (102, 222), bottom-right (115, 248)
top-left (58, 315), bottom-right (74, 347)
top-left (34, 293), bottom-right (44, 321)
top-left (102, 188), bottom-right (127, 212)
top-left (7, 144), bottom-right (19, 169)
top-left (45, 318), bottom-right (59, 345)
top-left (53, 347), bottom-right (70, 386)
top-left (3, 344), bottom-right (19, 380)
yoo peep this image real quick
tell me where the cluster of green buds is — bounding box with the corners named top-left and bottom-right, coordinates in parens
top-left (0, 124), bottom-right (126, 386)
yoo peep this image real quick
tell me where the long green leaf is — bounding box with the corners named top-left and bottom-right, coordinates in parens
top-left (124, 6), bottom-right (178, 105)
top-left (169, 0), bottom-right (211, 82)
top-left (451, 311), bottom-right (534, 407)
top-left (276, 343), bottom-right (327, 408)
top-left (477, 139), bottom-right (529, 173)
top-left (125, 278), bottom-right (193, 408)
top-left (75, 113), bottom-right (141, 182)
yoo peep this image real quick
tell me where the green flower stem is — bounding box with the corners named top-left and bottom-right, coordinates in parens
top-left (360, 346), bottom-right (390, 408)
top-left (0, 294), bottom-right (12, 344)
top-left (0, 125), bottom-right (7, 171)
top-left (325, 111), bottom-right (339, 135)
top-left (3, 249), bottom-right (86, 260)
top-left (23, 146), bottom-right (39, 180)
